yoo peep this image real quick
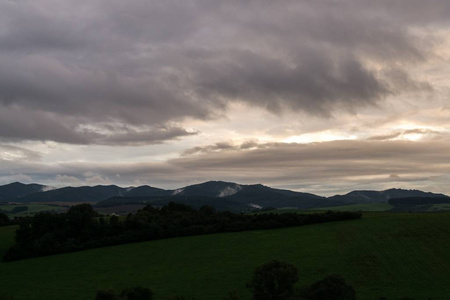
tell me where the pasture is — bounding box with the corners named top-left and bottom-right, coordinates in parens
top-left (1, 212), bottom-right (450, 299)
top-left (313, 203), bottom-right (394, 212)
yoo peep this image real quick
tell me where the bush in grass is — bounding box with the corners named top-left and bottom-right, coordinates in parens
top-left (120, 286), bottom-right (153, 300)
top-left (95, 287), bottom-right (153, 300)
top-left (0, 213), bottom-right (9, 226)
top-left (299, 274), bottom-right (355, 300)
top-left (222, 290), bottom-right (240, 300)
top-left (95, 289), bottom-right (118, 300)
top-left (247, 260), bottom-right (299, 300)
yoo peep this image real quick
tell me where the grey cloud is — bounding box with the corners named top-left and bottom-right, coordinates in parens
top-left (2, 139), bottom-right (450, 195)
top-left (0, 144), bottom-right (42, 161)
top-left (96, 125), bottom-right (197, 146)
top-left (367, 129), bottom-right (441, 141)
top-left (182, 139), bottom-right (265, 155)
top-left (0, 0), bottom-right (448, 143)
top-left (171, 140), bottom-right (450, 181)
top-left (0, 106), bottom-right (196, 145)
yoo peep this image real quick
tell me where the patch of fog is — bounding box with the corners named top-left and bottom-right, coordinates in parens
top-left (248, 203), bottom-right (262, 209)
top-left (41, 186), bottom-right (55, 192)
top-left (126, 187), bottom-right (135, 192)
top-left (172, 188), bottom-right (184, 195)
top-left (218, 185), bottom-right (242, 197)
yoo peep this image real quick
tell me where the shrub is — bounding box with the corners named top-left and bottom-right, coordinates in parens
top-left (300, 274), bottom-right (355, 300)
top-left (120, 286), bottom-right (153, 300)
top-left (247, 260), bottom-right (299, 300)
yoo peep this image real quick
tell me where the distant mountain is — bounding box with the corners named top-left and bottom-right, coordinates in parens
top-left (97, 182), bottom-right (342, 211)
top-left (225, 184), bottom-right (336, 209)
top-left (328, 188), bottom-right (448, 204)
top-left (0, 182), bottom-right (45, 202)
top-left (1, 181), bottom-right (448, 211)
top-left (125, 185), bottom-right (169, 197)
top-left (167, 181), bottom-right (243, 198)
top-left (16, 185), bottom-right (128, 203)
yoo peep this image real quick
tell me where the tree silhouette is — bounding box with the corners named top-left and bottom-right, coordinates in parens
top-left (247, 260), bottom-right (299, 300)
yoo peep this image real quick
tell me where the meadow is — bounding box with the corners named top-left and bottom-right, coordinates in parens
top-left (1, 212), bottom-right (450, 299)
top-left (0, 204), bottom-right (65, 217)
top-left (313, 203), bottom-right (394, 212)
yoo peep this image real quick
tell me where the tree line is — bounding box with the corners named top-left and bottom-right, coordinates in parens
top-left (3, 203), bottom-right (362, 261)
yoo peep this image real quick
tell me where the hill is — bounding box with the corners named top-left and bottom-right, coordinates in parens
top-left (96, 182), bottom-right (341, 211)
top-left (2, 181), bottom-right (449, 211)
top-left (15, 185), bottom-right (129, 203)
top-left (388, 196), bottom-right (450, 212)
top-left (1, 212), bottom-right (450, 299)
top-left (0, 182), bottom-right (45, 202)
top-left (328, 188), bottom-right (448, 204)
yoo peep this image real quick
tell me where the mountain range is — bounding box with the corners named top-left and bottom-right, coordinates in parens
top-left (1, 181), bottom-right (448, 211)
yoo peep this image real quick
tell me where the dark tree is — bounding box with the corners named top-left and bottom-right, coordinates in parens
top-left (0, 213), bottom-right (9, 226)
top-left (247, 260), bottom-right (299, 300)
top-left (222, 290), bottom-right (240, 300)
top-left (300, 274), bottom-right (355, 300)
top-left (119, 286), bottom-right (153, 300)
top-left (95, 289), bottom-right (118, 300)
top-left (10, 206), bottom-right (28, 214)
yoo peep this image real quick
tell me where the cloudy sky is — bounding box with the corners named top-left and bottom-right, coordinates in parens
top-left (1, 0), bottom-right (450, 195)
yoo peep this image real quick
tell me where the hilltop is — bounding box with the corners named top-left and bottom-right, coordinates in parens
top-left (1, 181), bottom-right (448, 212)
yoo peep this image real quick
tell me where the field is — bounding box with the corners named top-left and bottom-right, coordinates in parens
top-left (427, 203), bottom-right (450, 212)
top-left (1, 212), bottom-right (450, 299)
top-left (313, 203), bottom-right (394, 212)
top-left (0, 204), bottom-right (65, 217)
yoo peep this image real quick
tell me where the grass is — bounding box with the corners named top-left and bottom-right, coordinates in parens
top-left (1, 212), bottom-right (450, 299)
top-left (0, 204), bottom-right (65, 217)
top-left (313, 202), bottom-right (394, 212)
top-left (427, 203), bottom-right (450, 212)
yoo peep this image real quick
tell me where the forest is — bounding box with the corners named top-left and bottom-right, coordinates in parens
top-left (3, 202), bottom-right (361, 261)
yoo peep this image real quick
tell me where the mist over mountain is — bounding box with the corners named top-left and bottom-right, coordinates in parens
top-left (2, 181), bottom-right (448, 211)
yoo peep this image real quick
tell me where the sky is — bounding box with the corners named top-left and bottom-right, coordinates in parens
top-left (1, 0), bottom-right (450, 196)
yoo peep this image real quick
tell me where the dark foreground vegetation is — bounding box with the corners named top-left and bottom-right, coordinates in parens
top-left (0, 212), bottom-right (11, 227)
top-left (3, 202), bottom-right (361, 261)
top-left (94, 260), bottom-right (422, 300)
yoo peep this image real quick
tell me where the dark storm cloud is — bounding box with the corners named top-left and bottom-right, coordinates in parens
top-left (0, 0), bottom-right (448, 144)
top-left (95, 125), bottom-right (197, 146)
top-left (0, 106), bottom-right (195, 145)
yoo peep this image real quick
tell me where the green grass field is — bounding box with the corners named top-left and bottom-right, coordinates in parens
top-left (313, 203), bottom-right (394, 212)
top-left (1, 212), bottom-right (450, 300)
top-left (427, 203), bottom-right (450, 212)
top-left (0, 204), bottom-right (65, 217)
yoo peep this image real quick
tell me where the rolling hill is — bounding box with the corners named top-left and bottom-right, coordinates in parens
top-left (328, 188), bottom-right (448, 204)
top-left (0, 182), bottom-right (45, 202)
top-left (2, 181), bottom-right (449, 211)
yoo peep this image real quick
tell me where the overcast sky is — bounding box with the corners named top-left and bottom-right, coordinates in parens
top-left (1, 0), bottom-right (450, 195)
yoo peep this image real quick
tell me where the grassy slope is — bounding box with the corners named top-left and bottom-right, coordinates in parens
top-left (428, 203), bottom-right (450, 212)
top-left (0, 204), bottom-right (65, 217)
top-left (1, 212), bottom-right (450, 299)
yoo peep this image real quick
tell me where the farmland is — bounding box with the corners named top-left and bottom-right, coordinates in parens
top-left (1, 212), bottom-right (450, 299)
top-left (0, 204), bottom-right (65, 217)
top-left (313, 203), bottom-right (394, 212)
